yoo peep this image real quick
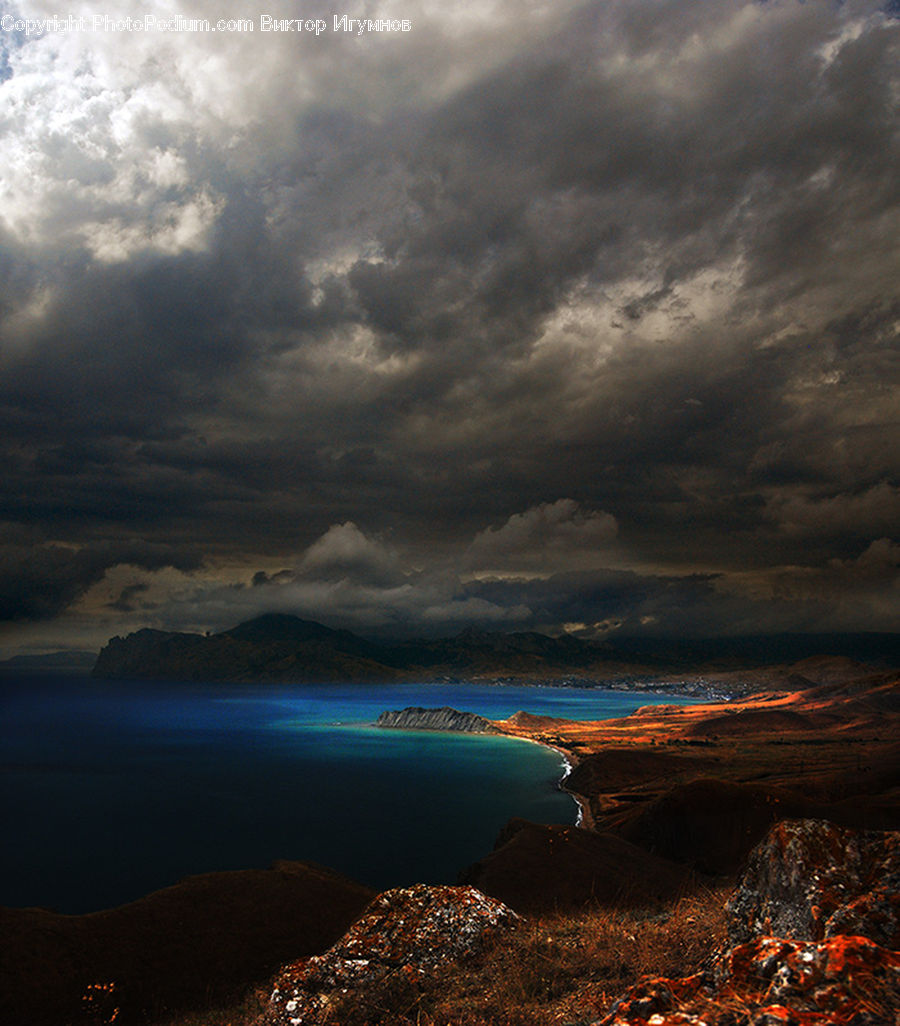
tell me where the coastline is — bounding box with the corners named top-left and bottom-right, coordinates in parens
top-left (551, 742), bottom-right (592, 829)
top-left (496, 727), bottom-right (591, 830)
top-left (373, 708), bottom-right (591, 828)
top-left (490, 667), bottom-right (900, 875)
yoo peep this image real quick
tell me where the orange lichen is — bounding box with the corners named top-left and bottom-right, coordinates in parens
top-left (80, 981), bottom-right (121, 1025)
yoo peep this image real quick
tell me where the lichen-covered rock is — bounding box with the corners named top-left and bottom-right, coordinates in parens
top-left (726, 818), bottom-right (900, 948)
top-left (599, 821), bottom-right (900, 1026)
top-left (721, 935), bottom-right (900, 1023)
top-left (599, 935), bottom-right (900, 1025)
top-left (598, 971), bottom-right (709, 1025)
top-left (258, 884), bottom-right (519, 1025)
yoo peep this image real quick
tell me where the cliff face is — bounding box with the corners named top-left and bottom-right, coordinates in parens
top-left (374, 706), bottom-right (499, 733)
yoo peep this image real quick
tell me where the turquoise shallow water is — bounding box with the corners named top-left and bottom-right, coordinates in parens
top-left (0, 675), bottom-right (695, 913)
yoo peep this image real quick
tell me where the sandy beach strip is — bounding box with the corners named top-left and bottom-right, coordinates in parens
top-left (492, 724), bottom-right (591, 828)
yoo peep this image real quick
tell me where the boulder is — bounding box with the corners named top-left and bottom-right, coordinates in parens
top-left (258, 884), bottom-right (519, 1025)
top-left (726, 818), bottom-right (900, 948)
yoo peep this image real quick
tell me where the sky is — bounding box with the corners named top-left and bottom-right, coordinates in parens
top-left (0, 0), bottom-right (898, 655)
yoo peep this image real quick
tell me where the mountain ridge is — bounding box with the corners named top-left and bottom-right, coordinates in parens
top-left (92, 613), bottom-right (900, 685)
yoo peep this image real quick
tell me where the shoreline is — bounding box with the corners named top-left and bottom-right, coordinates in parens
top-left (496, 727), bottom-right (591, 830)
top-left (489, 669), bottom-right (900, 869)
top-left (551, 742), bottom-right (592, 830)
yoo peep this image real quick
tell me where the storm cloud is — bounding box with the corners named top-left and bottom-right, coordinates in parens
top-left (0, 0), bottom-right (897, 652)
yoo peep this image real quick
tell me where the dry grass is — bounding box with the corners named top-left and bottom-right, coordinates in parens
top-left (402, 885), bottom-right (728, 1026)
top-left (155, 885), bottom-right (729, 1026)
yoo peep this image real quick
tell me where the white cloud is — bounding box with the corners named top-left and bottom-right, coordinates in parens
top-left (0, 19), bottom-right (225, 257)
top-left (466, 499), bottom-right (619, 575)
top-left (299, 521), bottom-right (402, 585)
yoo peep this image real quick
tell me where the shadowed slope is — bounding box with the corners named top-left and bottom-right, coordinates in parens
top-left (0, 862), bottom-right (374, 1026)
top-left (460, 819), bottom-right (691, 914)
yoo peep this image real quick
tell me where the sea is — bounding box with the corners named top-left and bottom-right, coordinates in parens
top-left (0, 674), bottom-right (696, 914)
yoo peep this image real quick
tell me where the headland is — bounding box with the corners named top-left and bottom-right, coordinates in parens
top-left (374, 706), bottom-right (500, 733)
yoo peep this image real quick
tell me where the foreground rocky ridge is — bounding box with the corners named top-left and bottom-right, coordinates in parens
top-left (601, 819), bottom-right (900, 1025)
top-left (247, 820), bottom-right (900, 1026)
top-left (603, 935), bottom-right (899, 1026)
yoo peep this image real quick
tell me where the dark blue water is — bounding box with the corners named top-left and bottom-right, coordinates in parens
top-left (0, 675), bottom-right (695, 913)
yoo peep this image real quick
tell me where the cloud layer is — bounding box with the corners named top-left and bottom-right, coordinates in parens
top-left (1, 0), bottom-right (897, 651)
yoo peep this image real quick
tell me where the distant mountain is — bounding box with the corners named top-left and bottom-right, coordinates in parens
top-left (382, 627), bottom-right (634, 678)
top-left (92, 615), bottom-right (637, 683)
top-left (92, 615), bottom-right (900, 684)
top-left (92, 616), bottom-right (400, 683)
top-left (596, 632), bottom-right (900, 670)
top-left (0, 650), bottom-right (98, 674)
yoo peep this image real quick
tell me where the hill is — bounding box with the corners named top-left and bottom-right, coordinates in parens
top-left (495, 669), bottom-right (900, 877)
top-left (92, 615), bottom-right (400, 683)
top-left (0, 650), bottom-right (97, 673)
top-left (0, 861), bottom-right (374, 1026)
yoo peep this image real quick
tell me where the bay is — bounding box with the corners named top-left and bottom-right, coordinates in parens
top-left (0, 674), bottom-right (695, 913)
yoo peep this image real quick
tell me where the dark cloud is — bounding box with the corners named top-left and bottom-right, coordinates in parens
top-left (107, 582), bottom-right (152, 613)
top-left (0, 537), bottom-right (201, 621)
top-left (0, 0), bottom-right (897, 650)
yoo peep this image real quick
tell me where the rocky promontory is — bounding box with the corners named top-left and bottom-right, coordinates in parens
top-left (374, 706), bottom-right (500, 733)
